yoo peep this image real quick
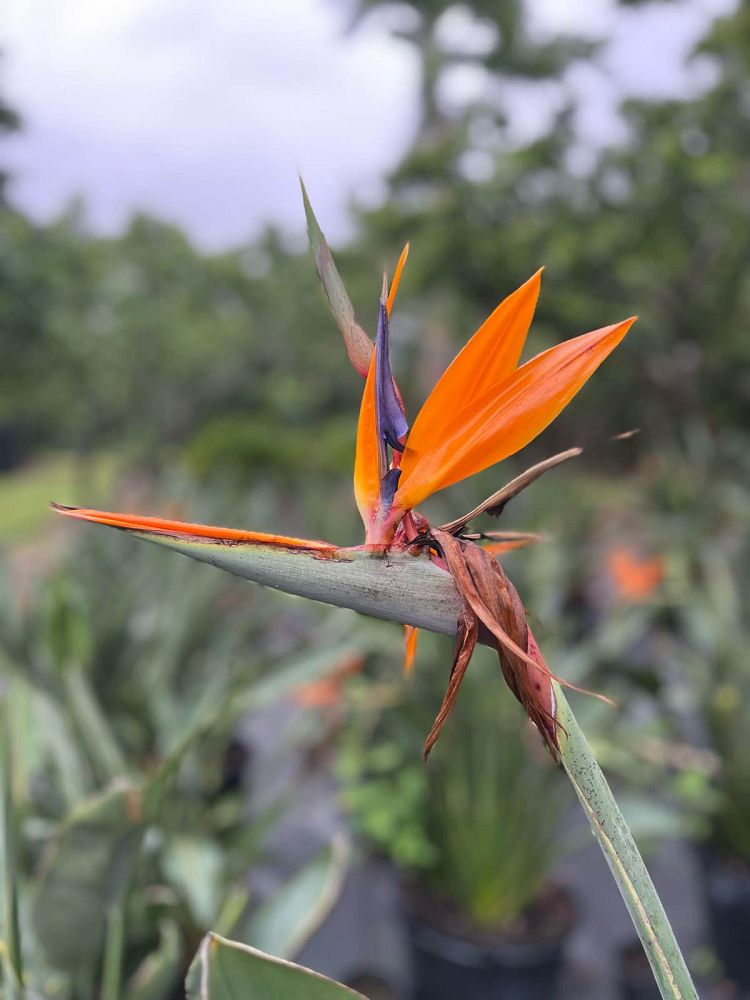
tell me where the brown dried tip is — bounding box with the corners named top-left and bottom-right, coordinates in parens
top-left (423, 529), bottom-right (562, 761)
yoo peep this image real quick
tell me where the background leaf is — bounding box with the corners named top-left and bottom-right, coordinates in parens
top-left (123, 921), bottom-right (182, 1000)
top-left (247, 835), bottom-right (350, 959)
top-left (32, 781), bottom-right (144, 969)
top-left (185, 933), bottom-right (367, 1000)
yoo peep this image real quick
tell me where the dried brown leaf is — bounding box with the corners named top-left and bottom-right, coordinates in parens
top-left (431, 529), bottom-right (561, 757)
top-left (423, 602), bottom-right (478, 760)
top-left (439, 448), bottom-right (582, 536)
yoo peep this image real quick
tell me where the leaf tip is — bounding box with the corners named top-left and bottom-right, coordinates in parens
top-left (299, 175), bottom-right (324, 245)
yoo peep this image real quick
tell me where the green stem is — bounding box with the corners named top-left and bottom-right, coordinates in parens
top-left (101, 903), bottom-right (125, 1000)
top-left (555, 685), bottom-right (697, 1000)
top-left (0, 690), bottom-right (23, 999)
top-left (63, 666), bottom-right (128, 783)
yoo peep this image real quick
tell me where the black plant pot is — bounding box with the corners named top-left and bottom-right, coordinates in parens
top-left (617, 940), bottom-right (662, 1000)
top-left (402, 885), bottom-right (575, 1000)
top-left (701, 847), bottom-right (750, 990)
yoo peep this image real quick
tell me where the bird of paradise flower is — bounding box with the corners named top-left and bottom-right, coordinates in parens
top-left (53, 188), bottom-right (633, 759)
top-left (52, 188), bottom-right (703, 1000)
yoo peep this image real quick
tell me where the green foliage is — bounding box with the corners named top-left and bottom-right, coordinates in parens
top-left (649, 442), bottom-right (750, 864)
top-left (421, 670), bottom-right (569, 927)
top-left (246, 838), bottom-right (349, 960)
top-left (3, 3), bottom-right (749, 483)
top-left (556, 687), bottom-right (698, 1000)
top-left (184, 414), bottom-right (354, 481)
top-left (0, 506), bottom-right (358, 998)
top-left (1, 1), bottom-right (748, 477)
top-left (33, 782), bottom-right (143, 970)
top-left (0, 211), bottom-right (364, 470)
top-left (354, 2), bottom-right (750, 463)
top-left (509, 431), bottom-right (750, 866)
top-left (185, 933), bottom-right (366, 1000)
top-left (0, 67), bottom-right (21, 204)
top-left (0, 690), bottom-right (23, 998)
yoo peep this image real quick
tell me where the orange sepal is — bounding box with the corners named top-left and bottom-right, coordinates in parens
top-left (386, 243), bottom-right (410, 317)
top-left (51, 503), bottom-right (334, 550)
top-left (483, 537), bottom-right (539, 556)
top-left (396, 316), bottom-right (636, 510)
top-left (353, 348), bottom-right (382, 529)
top-left (400, 270), bottom-right (542, 458)
top-left (403, 624), bottom-right (418, 675)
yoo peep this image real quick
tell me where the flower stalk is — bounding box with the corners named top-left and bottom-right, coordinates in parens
top-left (555, 688), bottom-right (697, 999)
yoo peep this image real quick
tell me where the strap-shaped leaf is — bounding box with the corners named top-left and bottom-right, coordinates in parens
top-left (32, 781), bottom-right (144, 969)
top-left (247, 836), bottom-right (349, 959)
top-left (185, 933), bottom-right (366, 999)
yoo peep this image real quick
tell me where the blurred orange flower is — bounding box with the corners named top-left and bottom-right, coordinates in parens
top-left (606, 545), bottom-right (664, 602)
top-left (290, 652), bottom-right (365, 708)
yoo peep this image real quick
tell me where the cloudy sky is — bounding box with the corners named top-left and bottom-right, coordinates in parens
top-left (3, 0), bottom-right (735, 249)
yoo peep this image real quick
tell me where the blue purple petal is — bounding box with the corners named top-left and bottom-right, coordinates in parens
top-left (375, 301), bottom-right (409, 453)
top-left (380, 467), bottom-right (402, 513)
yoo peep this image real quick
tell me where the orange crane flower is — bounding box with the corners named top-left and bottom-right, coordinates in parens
top-left (355, 264), bottom-right (634, 545)
top-left (54, 191), bottom-right (634, 758)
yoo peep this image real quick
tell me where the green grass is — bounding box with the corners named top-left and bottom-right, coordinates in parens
top-left (0, 451), bottom-right (119, 544)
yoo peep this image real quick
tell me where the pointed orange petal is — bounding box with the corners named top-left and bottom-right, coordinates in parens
top-left (404, 270), bottom-right (542, 452)
top-left (353, 348), bottom-right (382, 528)
top-left (483, 537), bottom-right (540, 556)
top-left (396, 317), bottom-right (636, 509)
top-left (403, 624), bottom-right (418, 674)
top-left (386, 242), bottom-right (410, 317)
top-left (51, 503), bottom-right (334, 549)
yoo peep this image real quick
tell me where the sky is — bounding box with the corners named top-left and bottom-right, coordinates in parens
top-left (2, 0), bottom-right (736, 250)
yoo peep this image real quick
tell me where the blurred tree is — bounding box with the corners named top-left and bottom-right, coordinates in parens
top-left (0, 57), bottom-right (21, 204)
top-left (0, 71), bottom-right (23, 468)
top-left (574, 3), bottom-right (750, 434)
top-left (350, 0), bottom-right (595, 139)
top-left (0, 203), bottom-right (368, 482)
top-left (2, 0), bottom-right (749, 480)
top-left (354, 0), bottom-right (749, 455)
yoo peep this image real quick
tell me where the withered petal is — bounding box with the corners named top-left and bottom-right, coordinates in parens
top-left (439, 447), bottom-right (582, 536)
top-left (423, 601), bottom-right (479, 761)
top-left (432, 529), bottom-right (561, 758)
